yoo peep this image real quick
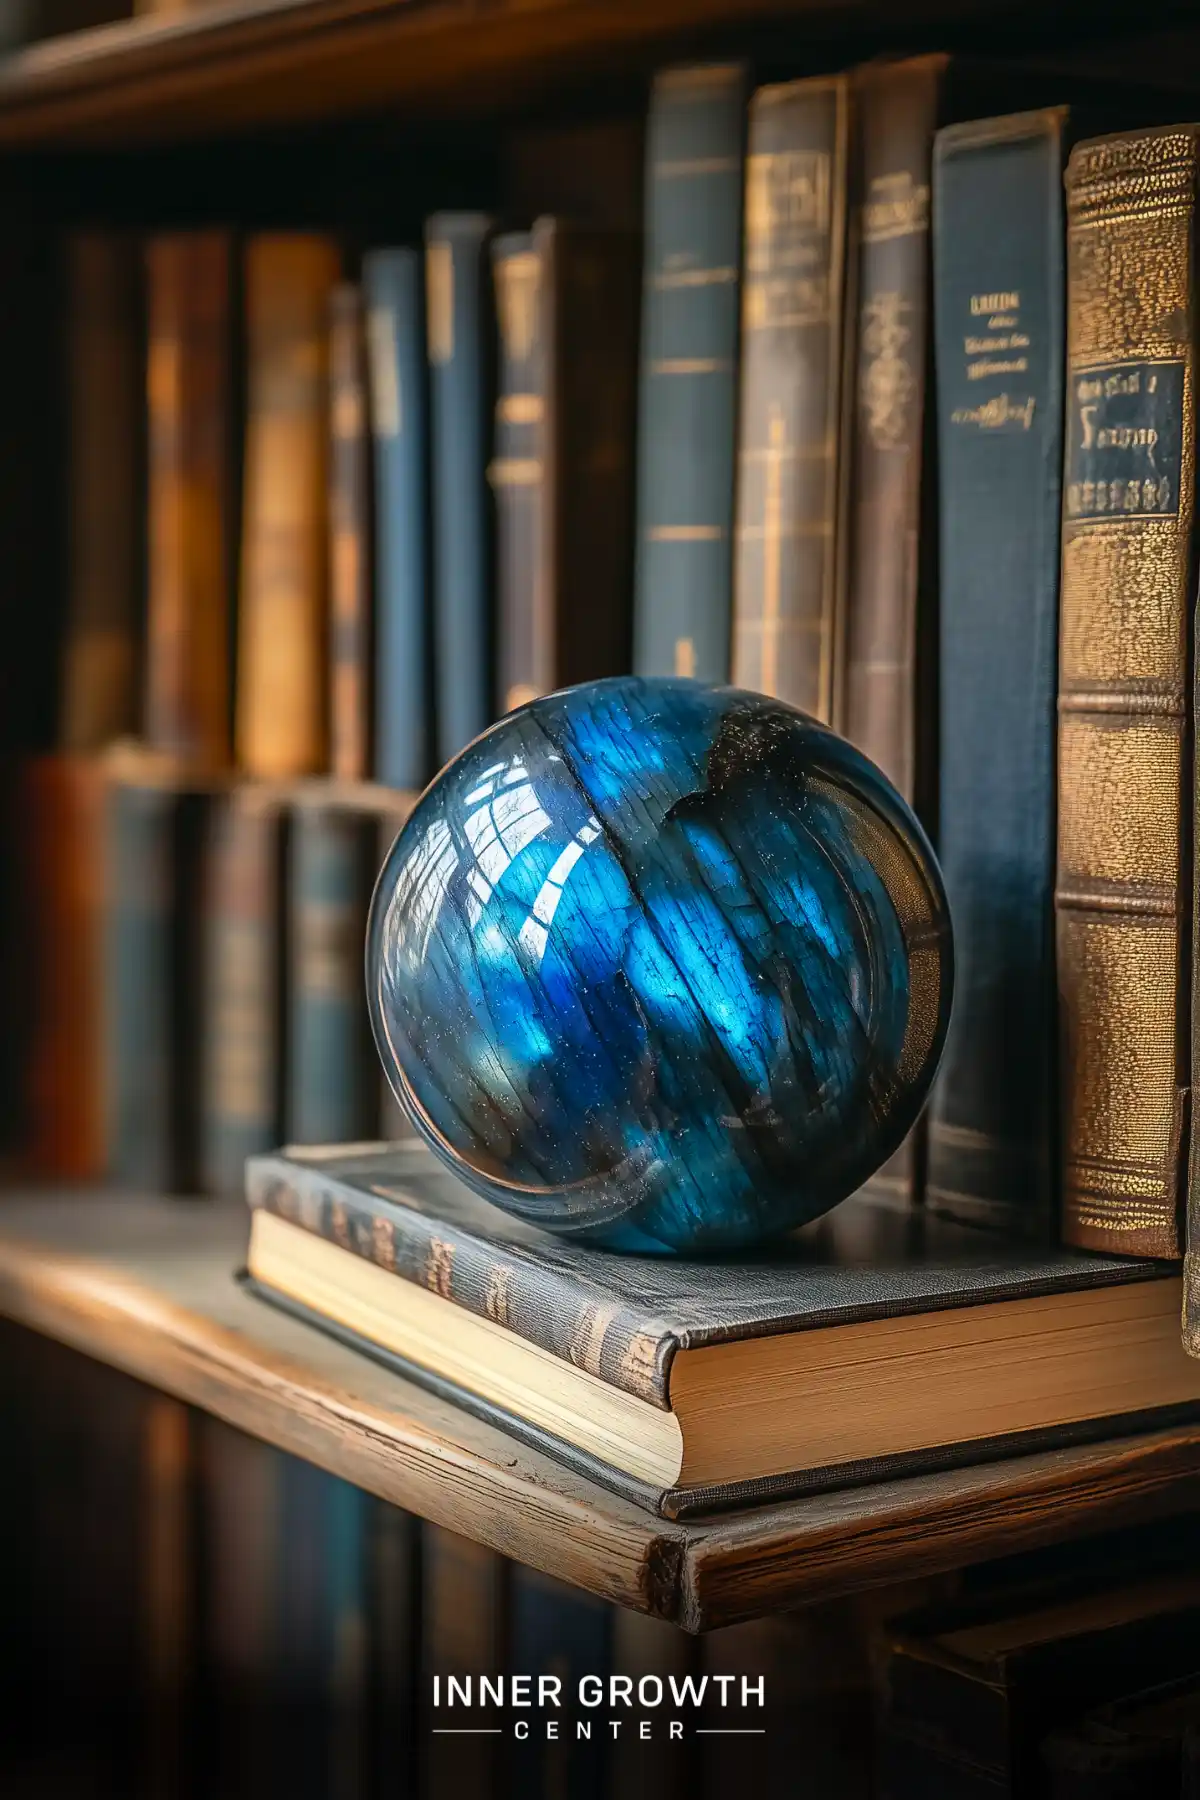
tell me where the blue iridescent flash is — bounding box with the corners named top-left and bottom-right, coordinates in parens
top-left (367, 678), bottom-right (952, 1253)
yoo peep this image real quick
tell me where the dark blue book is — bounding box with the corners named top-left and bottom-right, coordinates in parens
top-left (929, 108), bottom-right (1069, 1237)
top-left (426, 214), bottom-right (496, 766)
top-left (364, 249), bottom-right (431, 792)
top-left (510, 1566), bottom-right (612, 1800)
top-left (633, 63), bottom-right (746, 684)
top-left (286, 802), bottom-right (379, 1146)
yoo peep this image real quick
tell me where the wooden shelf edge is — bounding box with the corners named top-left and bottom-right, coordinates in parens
top-left (2, 1191), bottom-right (1200, 1631)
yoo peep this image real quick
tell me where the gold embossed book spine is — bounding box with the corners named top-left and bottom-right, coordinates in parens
top-left (1057, 128), bottom-right (1197, 1258)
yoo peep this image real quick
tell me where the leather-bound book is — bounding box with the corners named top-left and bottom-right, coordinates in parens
top-left (426, 214), bottom-right (496, 765)
top-left (104, 775), bottom-right (214, 1191)
top-left (18, 755), bottom-right (107, 1177)
top-left (145, 232), bottom-right (234, 772)
top-left (843, 55), bottom-right (945, 813)
top-left (328, 283), bottom-right (372, 782)
top-left (363, 248), bottom-right (431, 792)
top-left (491, 219), bottom-right (639, 714)
top-left (286, 800), bottom-right (379, 1145)
top-left (927, 109), bottom-right (1069, 1240)
top-left (200, 787), bottom-right (287, 1197)
top-left (1058, 128), bottom-right (1197, 1259)
top-left (633, 63), bottom-right (747, 684)
top-left (732, 75), bottom-right (851, 721)
top-left (238, 234), bottom-right (341, 779)
top-left (61, 234), bottom-right (143, 754)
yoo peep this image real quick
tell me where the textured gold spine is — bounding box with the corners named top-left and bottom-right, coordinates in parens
top-left (1058, 128), bottom-right (1197, 1258)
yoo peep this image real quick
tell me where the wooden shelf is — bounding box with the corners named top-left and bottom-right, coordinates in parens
top-left (1, 1188), bottom-right (1200, 1630)
top-left (0, 0), bottom-right (1001, 149)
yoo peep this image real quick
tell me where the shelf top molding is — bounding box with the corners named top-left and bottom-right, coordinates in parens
top-left (2, 1187), bottom-right (1200, 1630)
top-left (0, 0), bottom-right (838, 148)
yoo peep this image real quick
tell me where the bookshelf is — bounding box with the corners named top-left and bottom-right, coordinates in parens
top-left (2, 1189), bottom-right (1200, 1632)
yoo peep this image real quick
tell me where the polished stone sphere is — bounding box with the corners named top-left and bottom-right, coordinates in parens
top-left (367, 677), bottom-right (952, 1253)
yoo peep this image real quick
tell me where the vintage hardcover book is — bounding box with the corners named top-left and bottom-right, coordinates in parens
top-left (879, 1575), bottom-right (1200, 1799)
top-left (511, 1565), bottom-right (612, 1800)
top-left (843, 54), bottom-right (945, 811)
top-left (61, 233), bottom-right (143, 754)
top-left (18, 755), bottom-right (107, 1176)
top-left (732, 74), bottom-right (851, 722)
top-left (244, 1142), bottom-right (1200, 1518)
top-left (368, 1502), bottom-right (419, 1798)
top-left (104, 776), bottom-right (214, 1190)
top-left (491, 219), bottom-right (639, 714)
top-left (328, 282), bottom-right (372, 783)
top-left (420, 1524), bottom-right (509, 1800)
top-left (237, 234), bottom-right (341, 779)
top-left (927, 110), bottom-right (1069, 1240)
top-left (633, 62), bottom-right (747, 684)
top-left (144, 232), bottom-right (234, 772)
top-left (426, 213), bottom-right (496, 764)
top-left (1057, 128), bottom-right (1197, 1258)
top-left (286, 802), bottom-right (380, 1146)
top-left (363, 248), bottom-right (430, 792)
top-left (200, 787), bottom-right (287, 1197)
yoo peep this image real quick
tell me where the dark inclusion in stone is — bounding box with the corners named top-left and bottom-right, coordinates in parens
top-left (367, 677), bottom-right (953, 1254)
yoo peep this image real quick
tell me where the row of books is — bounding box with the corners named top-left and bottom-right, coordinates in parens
top-left (20, 50), bottom-right (1196, 1269)
top-left (16, 1339), bottom-right (1200, 1800)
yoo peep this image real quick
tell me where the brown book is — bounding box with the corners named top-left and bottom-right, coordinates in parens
top-left (732, 75), bottom-right (851, 722)
top-left (237, 234), bottom-right (340, 778)
top-left (842, 55), bottom-right (943, 811)
top-left (18, 755), bottom-right (107, 1177)
top-left (145, 232), bottom-right (234, 772)
top-left (328, 283), bottom-right (372, 782)
top-left (1058, 128), bottom-right (1196, 1259)
top-left (61, 234), bottom-right (143, 754)
top-left (490, 218), bottom-right (638, 713)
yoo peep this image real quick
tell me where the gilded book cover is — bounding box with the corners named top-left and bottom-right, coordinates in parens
top-left (1058, 127), bottom-right (1197, 1259)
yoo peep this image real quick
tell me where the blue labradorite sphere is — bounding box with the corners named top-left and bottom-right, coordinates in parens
top-left (367, 677), bottom-right (952, 1254)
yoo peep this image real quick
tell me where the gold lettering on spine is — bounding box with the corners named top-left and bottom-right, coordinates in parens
top-left (426, 242), bottom-right (454, 365)
top-left (760, 406), bottom-right (786, 696)
top-left (425, 1238), bottom-right (454, 1297)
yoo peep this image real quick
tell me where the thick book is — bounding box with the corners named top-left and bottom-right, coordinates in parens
top-left (928, 109), bottom-right (1069, 1240)
top-left (363, 248), bottom-right (430, 792)
top-left (144, 231), bottom-right (234, 772)
top-left (61, 233), bottom-right (143, 755)
top-left (104, 775), bottom-right (214, 1191)
top-left (328, 282), bottom-right (373, 784)
top-left (200, 787), bottom-right (287, 1196)
top-left (237, 234), bottom-right (341, 779)
top-left (285, 802), bottom-right (380, 1146)
top-left (732, 74), bottom-right (851, 723)
top-left (17, 755), bottom-right (107, 1177)
top-left (491, 219), bottom-right (639, 713)
top-left (511, 1565), bottom-right (611, 1800)
top-left (633, 62), bottom-right (747, 685)
top-left (244, 1142), bottom-right (1200, 1519)
top-left (420, 1524), bottom-right (509, 1800)
top-left (426, 213), bottom-right (496, 765)
top-left (879, 1575), bottom-right (1200, 1799)
top-left (1057, 128), bottom-right (1197, 1258)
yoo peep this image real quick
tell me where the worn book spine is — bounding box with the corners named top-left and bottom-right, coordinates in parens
top-left (1058, 129), bottom-right (1197, 1260)
top-left (633, 63), bottom-right (746, 684)
top-left (145, 232), bottom-right (233, 771)
top-left (105, 780), bottom-right (210, 1190)
top-left (844, 55), bottom-right (944, 807)
top-left (511, 1565), bottom-right (612, 1800)
top-left (237, 234), bottom-right (341, 779)
top-left (427, 214), bottom-right (495, 764)
top-left (61, 233), bottom-right (143, 754)
top-left (363, 248), bottom-right (430, 791)
top-left (286, 806), bottom-right (379, 1145)
top-left (19, 755), bottom-right (107, 1176)
top-left (328, 283), bottom-right (373, 783)
top-left (420, 1525), bottom-right (510, 1800)
top-left (246, 1149), bottom-right (676, 1406)
top-left (732, 75), bottom-right (850, 722)
top-left (491, 230), bottom-right (544, 714)
top-left (200, 791), bottom-right (287, 1196)
top-left (927, 110), bottom-right (1068, 1241)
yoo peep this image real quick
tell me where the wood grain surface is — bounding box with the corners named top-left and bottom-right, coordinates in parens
top-left (0, 1190), bottom-right (1199, 1631)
